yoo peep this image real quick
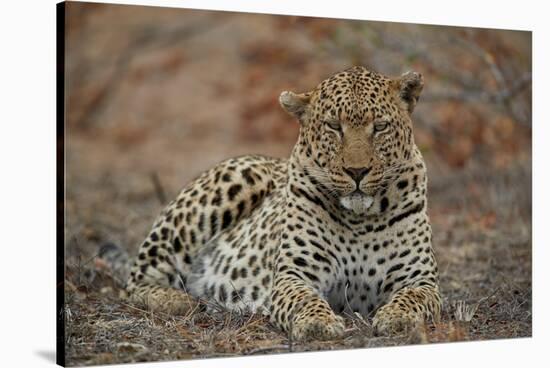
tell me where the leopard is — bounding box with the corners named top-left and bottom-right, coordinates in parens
top-left (116, 66), bottom-right (442, 340)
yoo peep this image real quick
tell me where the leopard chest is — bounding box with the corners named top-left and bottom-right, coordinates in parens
top-left (323, 221), bottom-right (427, 316)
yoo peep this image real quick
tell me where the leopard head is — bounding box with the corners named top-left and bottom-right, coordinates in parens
top-left (279, 66), bottom-right (424, 215)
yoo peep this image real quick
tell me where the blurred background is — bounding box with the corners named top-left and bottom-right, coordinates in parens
top-left (63, 2), bottom-right (531, 364)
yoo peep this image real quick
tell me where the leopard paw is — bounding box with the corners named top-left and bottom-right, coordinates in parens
top-left (131, 287), bottom-right (203, 315)
top-left (292, 314), bottom-right (345, 341)
top-left (372, 304), bottom-right (421, 336)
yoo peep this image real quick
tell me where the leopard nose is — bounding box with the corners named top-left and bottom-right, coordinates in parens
top-left (343, 167), bottom-right (371, 184)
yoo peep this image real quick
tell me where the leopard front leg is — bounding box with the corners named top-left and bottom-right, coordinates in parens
top-left (269, 234), bottom-right (344, 341)
top-left (373, 284), bottom-right (441, 335)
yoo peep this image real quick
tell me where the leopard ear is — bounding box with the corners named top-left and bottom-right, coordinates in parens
top-left (396, 71), bottom-right (424, 114)
top-left (279, 91), bottom-right (311, 121)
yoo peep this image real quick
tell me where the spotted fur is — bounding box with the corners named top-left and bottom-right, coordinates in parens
top-left (124, 66), bottom-right (441, 340)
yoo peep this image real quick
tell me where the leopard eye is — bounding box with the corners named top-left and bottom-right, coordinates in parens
top-left (325, 121), bottom-right (342, 132)
top-left (374, 121), bottom-right (389, 132)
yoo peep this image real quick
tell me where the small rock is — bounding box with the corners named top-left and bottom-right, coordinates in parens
top-left (116, 342), bottom-right (148, 353)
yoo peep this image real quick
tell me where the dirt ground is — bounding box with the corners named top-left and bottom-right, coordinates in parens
top-left (62, 3), bottom-right (532, 366)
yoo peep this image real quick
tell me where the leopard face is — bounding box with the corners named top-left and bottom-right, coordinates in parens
top-left (279, 66), bottom-right (424, 215)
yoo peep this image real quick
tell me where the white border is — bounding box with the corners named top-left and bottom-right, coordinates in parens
top-left (1, 0), bottom-right (546, 367)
